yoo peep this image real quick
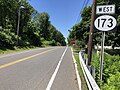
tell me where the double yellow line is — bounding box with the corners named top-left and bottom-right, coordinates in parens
top-left (0, 49), bottom-right (54, 69)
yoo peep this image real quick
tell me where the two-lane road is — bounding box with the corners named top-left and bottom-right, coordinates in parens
top-left (0, 47), bottom-right (78, 90)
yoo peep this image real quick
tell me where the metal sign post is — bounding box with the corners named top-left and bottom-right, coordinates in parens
top-left (94, 4), bottom-right (117, 87)
top-left (100, 31), bottom-right (105, 86)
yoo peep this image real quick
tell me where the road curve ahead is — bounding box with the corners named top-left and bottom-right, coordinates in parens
top-left (0, 47), bottom-right (78, 90)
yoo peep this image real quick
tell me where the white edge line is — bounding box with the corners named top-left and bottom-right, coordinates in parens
top-left (46, 47), bottom-right (68, 90)
top-left (71, 48), bottom-right (82, 90)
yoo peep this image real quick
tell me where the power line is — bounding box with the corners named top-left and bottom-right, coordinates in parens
top-left (76, 0), bottom-right (90, 24)
top-left (76, 0), bottom-right (87, 23)
top-left (85, 0), bottom-right (90, 7)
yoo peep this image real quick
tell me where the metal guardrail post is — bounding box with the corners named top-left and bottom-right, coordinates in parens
top-left (79, 52), bottom-right (100, 90)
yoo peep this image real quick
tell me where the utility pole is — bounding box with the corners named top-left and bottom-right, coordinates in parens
top-left (87, 0), bottom-right (97, 66)
top-left (16, 6), bottom-right (21, 46)
top-left (16, 0), bottom-right (21, 46)
top-left (16, 0), bottom-right (25, 47)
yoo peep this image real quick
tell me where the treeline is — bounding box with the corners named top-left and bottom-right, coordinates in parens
top-left (0, 0), bottom-right (66, 49)
top-left (68, 0), bottom-right (120, 50)
top-left (68, 0), bottom-right (120, 89)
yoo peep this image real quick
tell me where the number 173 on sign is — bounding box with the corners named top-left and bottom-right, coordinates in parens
top-left (94, 15), bottom-right (117, 32)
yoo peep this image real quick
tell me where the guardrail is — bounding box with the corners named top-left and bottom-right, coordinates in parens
top-left (79, 52), bottom-right (100, 90)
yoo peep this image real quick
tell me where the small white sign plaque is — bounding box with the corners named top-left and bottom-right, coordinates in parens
top-left (96, 5), bottom-right (115, 14)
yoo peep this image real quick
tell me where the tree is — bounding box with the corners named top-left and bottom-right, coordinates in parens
top-left (33, 12), bottom-right (50, 40)
top-left (97, 0), bottom-right (120, 49)
top-left (0, 0), bottom-right (66, 48)
top-left (49, 25), bottom-right (66, 46)
top-left (33, 13), bottom-right (66, 46)
top-left (68, 6), bottom-right (92, 48)
top-left (0, 0), bottom-right (38, 48)
top-left (68, 0), bottom-right (120, 49)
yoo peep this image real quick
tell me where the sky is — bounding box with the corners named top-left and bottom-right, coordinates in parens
top-left (28, 0), bottom-right (92, 40)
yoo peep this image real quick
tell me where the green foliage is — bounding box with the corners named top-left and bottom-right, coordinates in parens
top-left (56, 42), bottom-right (61, 46)
top-left (42, 40), bottom-right (50, 46)
top-left (0, 0), bottom-right (66, 49)
top-left (33, 12), bottom-right (66, 46)
top-left (75, 40), bottom-right (86, 49)
top-left (68, 0), bottom-right (120, 49)
top-left (102, 72), bottom-right (120, 90)
top-left (91, 53), bottom-right (120, 89)
top-left (91, 52), bottom-right (101, 84)
top-left (49, 40), bottom-right (57, 46)
top-left (73, 53), bottom-right (88, 90)
top-left (0, 26), bottom-right (16, 48)
top-left (68, 6), bottom-right (91, 48)
top-left (96, 0), bottom-right (120, 49)
top-left (68, 0), bottom-right (120, 89)
top-left (81, 6), bottom-right (92, 21)
top-left (33, 12), bottom-right (50, 40)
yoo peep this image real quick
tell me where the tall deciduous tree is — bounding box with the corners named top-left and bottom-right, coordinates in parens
top-left (68, 0), bottom-right (120, 49)
top-left (33, 12), bottom-right (50, 40)
top-left (0, 0), bottom-right (66, 48)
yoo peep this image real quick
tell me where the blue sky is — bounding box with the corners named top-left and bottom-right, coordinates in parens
top-left (28, 0), bottom-right (92, 39)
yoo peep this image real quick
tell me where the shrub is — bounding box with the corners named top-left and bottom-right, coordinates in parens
top-left (91, 52), bottom-right (120, 89)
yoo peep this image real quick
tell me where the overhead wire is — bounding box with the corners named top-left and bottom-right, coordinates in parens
top-left (76, 0), bottom-right (90, 24)
top-left (85, 0), bottom-right (90, 8)
top-left (76, 0), bottom-right (87, 23)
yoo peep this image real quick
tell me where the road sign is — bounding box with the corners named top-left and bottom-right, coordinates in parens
top-left (95, 5), bottom-right (116, 86)
top-left (94, 15), bottom-right (117, 31)
top-left (96, 5), bottom-right (115, 14)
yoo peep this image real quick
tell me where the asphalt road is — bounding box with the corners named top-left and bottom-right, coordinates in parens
top-left (0, 47), bottom-right (78, 90)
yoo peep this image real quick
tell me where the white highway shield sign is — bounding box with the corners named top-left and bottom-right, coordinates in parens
top-left (94, 15), bottom-right (117, 31)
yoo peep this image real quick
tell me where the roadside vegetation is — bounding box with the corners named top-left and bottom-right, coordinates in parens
top-left (0, 0), bottom-right (66, 53)
top-left (0, 46), bottom-right (39, 55)
top-left (91, 52), bottom-right (120, 90)
top-left (68, 0), bottom-right (120, 89)
top-left (68, 0), bottom-right (120, 50)
top-left (72, 47), bottom-right (88, 90)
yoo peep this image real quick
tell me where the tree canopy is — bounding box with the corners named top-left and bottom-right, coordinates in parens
top-left (0, 0), bottom-right (66, 49)
top-left (68, 0), bottom-right (120, 89)
top-left (68, 0), bottom-right (120, 49)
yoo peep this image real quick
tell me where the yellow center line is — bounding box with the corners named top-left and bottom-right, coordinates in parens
top-left (0, 49), bottom-right (55, 69)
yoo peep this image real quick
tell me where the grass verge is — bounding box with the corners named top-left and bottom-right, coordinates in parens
top-left (0, 46), bottom-right (40, 55)
top-left (73, 48), bottom-right (88, 90)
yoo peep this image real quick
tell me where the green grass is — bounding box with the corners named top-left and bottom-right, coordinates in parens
top-left (0, 46), bottom-right (39, 55)
top-left (73, 49), bottom-right (88, 90)
top-left (73, 47), bottom-right (80, 53)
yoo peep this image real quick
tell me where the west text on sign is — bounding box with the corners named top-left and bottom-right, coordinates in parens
top-left (96, 5), bottom-right (115, 14)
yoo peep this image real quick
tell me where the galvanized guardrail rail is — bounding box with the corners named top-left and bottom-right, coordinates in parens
top-left (79, 52), bottom-right (100, 90)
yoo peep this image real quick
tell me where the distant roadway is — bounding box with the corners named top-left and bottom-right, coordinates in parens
top-left (0, 47), bottom-right (78, 90)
